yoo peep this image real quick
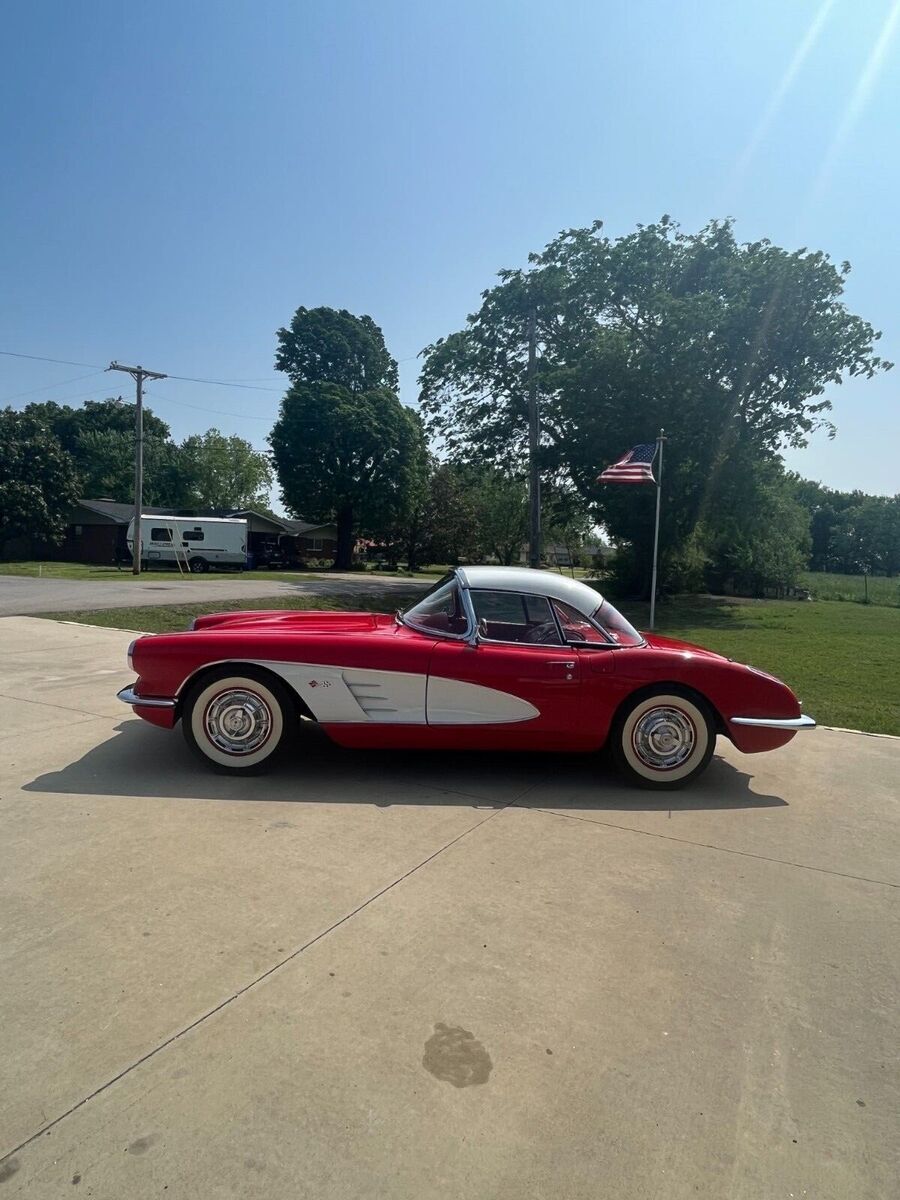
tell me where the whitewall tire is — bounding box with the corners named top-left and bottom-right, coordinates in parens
top-left (612, 690), bottom-right (715, 789)
top-left (182, 670), bottom-right (292, 773)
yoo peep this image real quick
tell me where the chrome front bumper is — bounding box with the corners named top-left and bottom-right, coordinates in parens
top-left (117, 686), bottom-right (176, 709)
top-left (729, 714), bottom-right (816, 730)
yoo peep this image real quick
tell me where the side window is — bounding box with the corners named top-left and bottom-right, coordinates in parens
top-left (150, 527), bottom-right (172, 543)
top-left (552, 600), bottom-right (609, 644)
top-left (183, 528), bottom-right (204, 542)
top-left (471, 591), bottom-right (562, 645)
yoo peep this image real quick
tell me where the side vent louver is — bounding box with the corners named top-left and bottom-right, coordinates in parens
top-left (344, 677), bottom-right (397, 716)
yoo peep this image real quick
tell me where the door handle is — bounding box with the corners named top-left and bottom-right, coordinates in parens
top-left (548, 660), bottom-right (576, 680)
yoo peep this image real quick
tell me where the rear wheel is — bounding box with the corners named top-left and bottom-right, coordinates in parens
top-left (181, 668), bottom-right (293, 773)
top-left (611, 689), bottom-right (715, 789)
top-left (189, 556), bottom-right (208, 574)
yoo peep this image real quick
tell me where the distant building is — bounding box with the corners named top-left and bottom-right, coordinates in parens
top-left (44, 500), bottom-right (338, 567)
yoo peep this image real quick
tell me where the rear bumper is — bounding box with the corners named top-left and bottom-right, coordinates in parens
top-left (729, 714), bottom-right (816, 730)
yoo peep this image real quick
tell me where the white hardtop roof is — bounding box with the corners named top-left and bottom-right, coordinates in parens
top-left (136, 515), bottom-right (247, 524)
top-left (455, 566), bottom-right (603, 617)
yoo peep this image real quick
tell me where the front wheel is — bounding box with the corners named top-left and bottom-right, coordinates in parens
top-left (189, 556), bottom-right (208, 574)
top-left (611, 690), bottom-right (715, 789)
top-left (181, 669), bottom-right (293, 773)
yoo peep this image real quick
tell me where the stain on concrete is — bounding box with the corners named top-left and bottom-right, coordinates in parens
top-left (0, 1158), bottom-right (20, 1184)
top-left (422, 1023), bottom-right (492, 1088)
top-left (71, 1173), bottom-right (81, 1185)
top-left (126, 1135), bottom-right (155, 1155)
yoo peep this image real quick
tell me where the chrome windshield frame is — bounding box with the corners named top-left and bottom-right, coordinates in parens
top-left (400, 570), bottom-right (476, 642)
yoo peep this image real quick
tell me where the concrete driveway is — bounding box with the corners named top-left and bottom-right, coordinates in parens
top-left (0, 572), bottom-right (426, 617)
top-left (1, 617), bottom-right (897, 1199)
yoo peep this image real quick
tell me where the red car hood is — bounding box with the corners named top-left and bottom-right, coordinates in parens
top-left (641, 632), bottom-right (730, 661)
top-left (190, 610), bottom-right (391, 634)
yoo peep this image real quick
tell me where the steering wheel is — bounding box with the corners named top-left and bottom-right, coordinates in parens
top-left (524, 621), bottom-right (562, 644)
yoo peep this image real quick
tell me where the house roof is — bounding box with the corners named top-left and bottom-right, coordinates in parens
top-left (75, 499), bottom-right (178, 524)
top-left (280, 519), bottom-right (337, 535)
top-left (74, 501), bottom-right (338, 534)
top-left (225, 509), bottom-right (288, 531)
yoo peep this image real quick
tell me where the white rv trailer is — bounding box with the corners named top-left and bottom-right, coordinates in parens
top-left (126, 515), bottom-right (247, 573)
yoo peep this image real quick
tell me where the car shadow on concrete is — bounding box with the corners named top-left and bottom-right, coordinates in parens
top-left (24, 720), bottom-right (787, 812)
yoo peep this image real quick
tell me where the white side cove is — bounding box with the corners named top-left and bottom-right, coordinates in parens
top-left (427, 676), bottom-right (539, 725)
top-left (251, 660), bottom-right (539, 726)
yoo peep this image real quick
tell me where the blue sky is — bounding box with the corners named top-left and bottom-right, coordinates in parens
top-left (2, 0), bottom-right (898, 496)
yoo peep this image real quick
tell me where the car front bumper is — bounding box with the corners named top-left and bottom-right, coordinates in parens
top-left (729, 714), bottom-right (816, 730)
top-left (117, 686), bottom-right (176, 709)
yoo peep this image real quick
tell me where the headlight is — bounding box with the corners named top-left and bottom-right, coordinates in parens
top-left (127, 639), bottom-right (137, 672)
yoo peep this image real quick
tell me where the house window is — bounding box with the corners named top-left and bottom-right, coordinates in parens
top-left (151, 528), bottom-right (173, 542)
top-left (74, 525), bottom-right (83, 536)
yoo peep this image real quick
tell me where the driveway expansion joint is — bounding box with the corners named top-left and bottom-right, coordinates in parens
top-left (0, 798), bottom-right (514, 1167)
top-left (528, 806), bottom-right (900, 889)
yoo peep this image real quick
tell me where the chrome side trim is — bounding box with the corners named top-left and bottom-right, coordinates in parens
top-left (117, 686), bottom-right (177, 709)
top-left (729, 714), bottom-right (816, 730)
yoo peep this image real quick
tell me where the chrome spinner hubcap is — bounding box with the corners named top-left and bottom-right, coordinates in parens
top-left (204, 689), bottom-right (272, 755)
top-left (632, 706), bottom-right (696, 770)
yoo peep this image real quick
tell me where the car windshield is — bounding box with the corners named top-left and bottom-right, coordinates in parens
top-left (401, 574), bottom-right (470, 637)
top-left (591, 599), bottom-right (644, 646)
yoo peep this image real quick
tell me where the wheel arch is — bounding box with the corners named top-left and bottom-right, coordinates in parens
top-left (176, 660), bottom-right (316, 722)
top-left (609, 680), bottom-right (727, 738)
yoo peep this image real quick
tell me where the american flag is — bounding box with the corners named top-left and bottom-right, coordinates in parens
top-left (598, 442), bottom-right (657, 484)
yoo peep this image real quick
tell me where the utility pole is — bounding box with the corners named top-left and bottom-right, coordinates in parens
top-left (526, 306), bottom-right (541, 568)
top-left (649, 428), bottom-right (666, 632)
top-left (107, 362), bottom-right (167, 575)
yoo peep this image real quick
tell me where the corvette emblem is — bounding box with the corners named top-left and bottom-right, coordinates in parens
top-left (308, 680), bottom-right (331, 688)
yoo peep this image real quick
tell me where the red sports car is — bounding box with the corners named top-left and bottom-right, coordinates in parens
top-left (118, 567), bottom-right (815, 789)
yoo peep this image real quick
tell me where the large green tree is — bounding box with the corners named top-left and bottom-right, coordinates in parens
top-left (0, 409), bottom-right (80, 553)
top-left (829, 495), bottom-right (900, 576)
top-left (177, 429), bottom-right (273, 510)
top-left (22, 398), bottom-right (187, 506)
top-left (420, 216), bottom-right (889, 594)
top-left (270, 307), bottom-right (426, 568)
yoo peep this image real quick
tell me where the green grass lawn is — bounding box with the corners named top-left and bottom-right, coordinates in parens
top-left (0, 560), bottom-right (332, 583)
top-left (43, 591), bottom-right (423, 634)
top-left (799, 570), bottom-right (899, 607)
top-left (0, 560), bottom-right (138, 581)
top-left (1, 559), bottom-right (596, 583)
top-left (41, 589), bottom-right (899, 736)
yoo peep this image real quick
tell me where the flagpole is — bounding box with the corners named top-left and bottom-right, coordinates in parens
top-left (649, 428), bottom-right (665, 632)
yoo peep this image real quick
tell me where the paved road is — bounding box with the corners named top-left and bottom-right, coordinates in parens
top-left (1, 616), bottom-right (897, 1198)
top-left (0, 572), bottom-right (427, 616)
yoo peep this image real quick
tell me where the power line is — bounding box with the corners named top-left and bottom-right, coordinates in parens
top-left (0, 349), bottom-right (103, 369)
top-left (1, 346), bottom-right (422, 399)
top-left (0, 370), bottom-right (105, 405)
top-left (164, 372), bottom-right (283, 393)
top-left (145, 388), bottom-right (272, 421)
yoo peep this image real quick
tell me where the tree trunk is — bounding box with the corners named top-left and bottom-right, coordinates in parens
top-left (335, 505), bottom-right (354, 570)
